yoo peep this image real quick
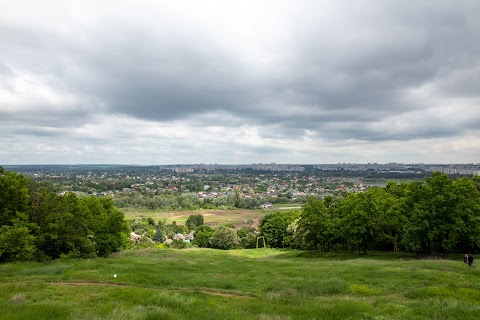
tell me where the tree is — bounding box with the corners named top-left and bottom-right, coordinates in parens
top-left (339, 188), bottom-right (396, 254)
top-left (0, 171), bottom-right (31, 226)
top-left (192, 225), bottom-right (214, 247)
top-left (0, 225), bottom-right (36, 262)
top-left (400, 173), bottom-right (480, 255)
top-left (153, 228), bottom-right (164, 243)
top-left (177, 193), bottom-right (202, 210)
top-left (237, 226), bottom-right (257, 248)
top-left (147, 217), bottom-right (155, 226)
top-left (297, 197), bottom-right (333, 251)
top-left (260, 210), bottom-right (299, 248)
top-left (185, 214), bottom-right (204, 230)
top-left (208, 226), bottom-right (240, 250)
top-left (0, 168), bottom-right (130, 261)
top-left (83, 197), bottom-right (129, 257)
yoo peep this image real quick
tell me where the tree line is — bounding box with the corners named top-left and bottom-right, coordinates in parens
top-left (0, 167), bottom-right (129, 262)
top-left (3, 167), bottom-right (479, 261)
top-left (260, 173), bottom-right (480, 255)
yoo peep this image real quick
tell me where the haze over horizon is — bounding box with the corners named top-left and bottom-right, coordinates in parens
top-left (1, 0), bottom-right (480, 165)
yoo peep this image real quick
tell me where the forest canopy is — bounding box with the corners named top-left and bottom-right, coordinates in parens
top-left (0, 167), bottom-right (129, 262)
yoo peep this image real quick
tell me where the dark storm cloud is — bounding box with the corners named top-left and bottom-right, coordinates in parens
top-left (72, 1), bottom-right (478, 135)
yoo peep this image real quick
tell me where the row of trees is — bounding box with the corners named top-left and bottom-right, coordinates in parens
top-left (114, 192), bottom-right (268, 210)
top-left (261, 173), bottom-right (480, 255)
top-left (0, 167), bottom-right (129, 262)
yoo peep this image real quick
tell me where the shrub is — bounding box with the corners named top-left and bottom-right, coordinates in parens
top-left (209, 226), bottom-right (240, 250)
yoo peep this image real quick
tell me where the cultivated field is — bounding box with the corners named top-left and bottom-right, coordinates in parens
top-left (1, 249), bottom-right (479, 319)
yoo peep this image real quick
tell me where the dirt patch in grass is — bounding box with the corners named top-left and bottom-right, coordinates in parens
top-left (50, 282), bottom-right (128, 287)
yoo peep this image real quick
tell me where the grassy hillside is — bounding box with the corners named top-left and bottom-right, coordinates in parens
top-left (1, 249), bottom-right (479, 319)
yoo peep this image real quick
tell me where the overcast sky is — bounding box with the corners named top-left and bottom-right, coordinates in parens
top-left (1, 0), bottom-right (479, 165)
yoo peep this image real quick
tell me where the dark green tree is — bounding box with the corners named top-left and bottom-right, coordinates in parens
top-left (185, 214), bottom-right (204, 230)
top-left (297, 197), bottom-right (332, 250)
top-left (192, 225), bottom-right (214, 248)
top-left (237, 226), bottom-right (257, 248)
top-left (208, 226), bottom-right (240, 250)
top-left (0, 224), bottom-right (36, 262)
top-left (0, 171), bottom-right (31, 226)
top-left (260, 210), bottom-right (299, 248)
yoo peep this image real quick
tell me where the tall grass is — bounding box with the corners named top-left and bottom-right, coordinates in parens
top-left (1, 248), bottom-right (479, 319)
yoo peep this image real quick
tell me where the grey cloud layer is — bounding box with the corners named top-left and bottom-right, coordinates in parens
top-left (1, 0), bottom-right (480, 164)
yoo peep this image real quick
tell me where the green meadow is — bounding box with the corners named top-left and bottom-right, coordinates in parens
top-left (121, 208), bottom-right (267, 228)
top-left (1, 248), bottom-right (479, 319)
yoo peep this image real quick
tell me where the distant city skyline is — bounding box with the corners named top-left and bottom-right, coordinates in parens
top-left (1, 1), bottom-right (480, 165)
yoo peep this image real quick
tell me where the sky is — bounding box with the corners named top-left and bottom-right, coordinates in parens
top-left (1, 0), bottom-right (480, 165)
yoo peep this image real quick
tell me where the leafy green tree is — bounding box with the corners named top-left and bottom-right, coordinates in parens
top-left (297, 197), bottom-right (331, 250)
top-left (192, 225), bottom-right (214, 247)
top-left (82, 197), bottom-right (129, 257)
top-left (338, 188), bottom-right (396, 254)
top-left (260, 210), bottom-right (299, 248)
top-left (0, 168), bottom-right (130, 261)
top-left (451, 177), bottom-right (480, 252)
top-left (0, 224), bottom-right (36, 262)
top-left (208, 226), bottom-right (240, 249)
top-left (400, 173), bottom-right (480, 255)
top-left (185, 214), bottom-right (204, 230)
top-left (0, 171), bottom-right (31, 226)
top-left (237, 226), bottom-right (257, 248)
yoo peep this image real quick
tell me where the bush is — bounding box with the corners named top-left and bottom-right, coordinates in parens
top-left (0, 225), bottom-right (36, 262)
top-left (192, 225), bottom-right (214, 247)
top-left (171, 239), bottom-right (187, 249)
top-left (209, 226), bottom-right (240, 250)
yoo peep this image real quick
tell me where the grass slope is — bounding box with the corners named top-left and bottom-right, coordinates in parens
top-left (1, 249), bottom-right (479, 319)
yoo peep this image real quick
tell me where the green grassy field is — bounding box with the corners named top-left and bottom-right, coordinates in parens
top-left (121, 208), bottom-right (267, 228)
top-left (1, 248), bottom-right (479, 319)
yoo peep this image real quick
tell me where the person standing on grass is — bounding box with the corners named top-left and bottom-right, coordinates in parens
top-left (467, 253), bottom-right (474, 267)
top-left (464, 254), bottom-right (468, 263)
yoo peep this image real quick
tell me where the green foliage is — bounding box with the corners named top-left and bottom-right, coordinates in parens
top-left (0, 170), bottom-right (31, 226)
top-left (294, 173), bottom-right (480, 255)
top-left (147, 217), bottom-right (155, 225)
top-left (177, 193), bottom-right (202, 210)
top-left (237, 226), bottom-right (258, 248)
top-left (339, 188), bottom-right (397, 254)
top-left (208, 226), bottom-right (240, 249)
top-left (171, 239), bottom-right (187, 249)
top-left (153, 228), bottom-right (164, 243)
top-left (0, 169), bottom-right (130, 262)
top-left (260, 210), bottom-right (299, 248)
top-left (400, 173), bottom-right (480, 255)
top-left (192, 225), bottom-right (214, 248)
top-left (0, 225), bottom-right (36, 262)
top-left (185, 214), bottom-right (204, 230)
